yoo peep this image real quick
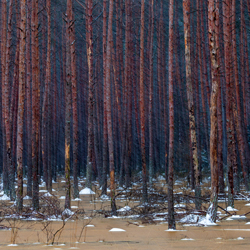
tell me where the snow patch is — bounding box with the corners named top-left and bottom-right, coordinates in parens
top-left (62, 209), bottom-right (74, 216)
top-left (0, 194), bottom-right (11, 200)
top-left (79, 188), bottom-right (95, 195)
top-left (39, 190), bottom-right (48, 193)
top-left (180, 213), bottom-right (217, 226)
top-left (109, 228), bottom-right (126, 232)
top-left (117, 206), bottom-right (131, 212)
top-left (39, 182), bottom-right (46, 187)
top-left (229, 215), bottom-right (246, 220)
top-left (226, 206), bottom-right (238, 211)
top-left (23, 195), bottom-right (31, 200)
top-left (165, 229), bottom-right (186, 232)
top-left (72, 198), bottom-right (82, 201)
top-left (43, 192), bottom-right (52, 197)
top-left (180, 214), bottom-right (200, 223)
top-left (174, 204), bottom-right (185, 208)
top-left (100, 194), bottom-right (109, 200)
top-left (198, 216), bottom-right (217, 226)
top-left (237, 237), bottom-right (244, 240)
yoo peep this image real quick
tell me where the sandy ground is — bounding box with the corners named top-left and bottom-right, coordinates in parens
top-left (1, 179), bottom-right (250, 249)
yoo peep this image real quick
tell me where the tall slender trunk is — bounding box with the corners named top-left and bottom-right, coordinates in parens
top-left (102, 0), bottom-right (108, 195)
top-left (123, 0), bottom-right (132, 188)
top-left (231, 0), bottom-right (249, 191)
top-left (42, 0), bottom-right (51, 192)
top-left (1, 0), bottom-right (9, 196)
top-left (31, 0), bottom-right (40, 211)
top-left (26, 0), bottom-right (32, 198)
top-left (16, 0), bottom-right (26, 211)
top-left (201, 0), bottom-right (211, 164)
top-left (68, 0), bottom-right (79, 199)
top-left (183, 0), bottom-right (200, 208)
top-left (148, 0), bottom-right (154, 184)
top-left (106, 0), bottom-right (117, 215)
top-left (64, 4), bottom-right (72, 209)
top-left (86, 0), bottom-right (94, 189)
top-left (139, 0), bottom-right (147, 203)
top-left (207, 0), bottom-right (220, 222)
top-left (5, 0), bottom-right (15, 200)
top-left (168, 0), bottom-right (175, 230)
top-left (223, 0), bottom-right (235, 207)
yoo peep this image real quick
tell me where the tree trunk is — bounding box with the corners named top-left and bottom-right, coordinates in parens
top-left (42, 0), bottom-right (51, 193)
top-left (231, 0), bottom-right (249, 191)
top-left (102, 0), bottom-right (108, 195)
top-left (139, 0), bottom-right (148, 203)
top-left (148, 0), bottom-right (154, 185)
top-left (1, 0), bottom-right (10, 197)
top-left (223, 0), bottom-right (235, 208)
top-left (207, 0), bottom-right (220, 222)
top-left (106, 0), bottom-right (117, 215)
top-left (67, 0), bottom-right (79, 199)
top-left (86, 0), bottom-right (94, 190)
top-left (64, 0), bottom-right (73, 209)
top-left (31, 0), bottom-right (40, 211)
top-left (16, 0), bottom-right (26, 211)
top-left (26, 0), bottom-right (33, 198)
top-left (183, 0), bottom-right (200, 209)
top-left (168, 0), bottom-right (175, 230)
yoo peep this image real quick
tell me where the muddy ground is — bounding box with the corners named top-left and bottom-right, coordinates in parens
top-left (0, 178), bottom-right (250, 249)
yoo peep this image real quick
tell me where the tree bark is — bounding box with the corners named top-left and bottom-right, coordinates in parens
top-left (139, 0), bottom-right (148, 203)
top-left (106, 0), bottom-right (117, 215)
top-left (148, 0), bottom-right (154, 185)
top-left (42, 0), bottom-right (52, 193)
top-left (86, 0), bottom-right (94, 190)
top-left (1, 0), bottom-right (10, 197)
top-left (207, 0), bottom-right (220, 222)
top-left (183, 0), bottom-right (200, 209)
top-left (64, 0), bottom-right (73, 209)
top-left (231, 0), bottom-right (249, 191)
top-left (102, 0), bottom-right (108, 195)
top-left (16, 0), bottom-right (26, 211)
top-left (31, 0), bottom-right (40, 211)
top-left (223, 0), bottom-right (235, 208)
top-left (168, 0), bottom-right (175, 230)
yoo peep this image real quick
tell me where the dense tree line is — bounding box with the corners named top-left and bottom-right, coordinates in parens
top-left (1, 0), bottom-right (250, 229)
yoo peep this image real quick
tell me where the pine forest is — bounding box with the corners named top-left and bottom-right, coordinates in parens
top-left (1, 0), bottom-right (250, 246)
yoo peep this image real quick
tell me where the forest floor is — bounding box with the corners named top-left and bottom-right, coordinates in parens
top-left (0, 176), bottom-right (250, 249)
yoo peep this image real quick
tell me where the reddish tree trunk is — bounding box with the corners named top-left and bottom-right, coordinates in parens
top-left (31, 0), bottom-right (40, 211)
top-left (139, 0), bottom-right (147, 202)
top-left (86, 0), bottom-right (94, 189)
top-left (26, 0), bottom-right (33, 198)
top-left (102, 0), bottom-right (108, 195)
top-left (16, 0), bottom-right (26, 211)
top-left (183, 0), bottom-right (200, 207)
top-left (207, 0), bottom-right (220, 222)
top-left (168, 0), bottom-right (175, 230)
top-left (42, 0), bottom-right (51, 192)
top-left (148, 0), bottom-right (154, 184)
top-left (231, 0), bottom-right (249, 191)
top-left (223, 0), bottom-right (235, 207)
top-left (106, 0), bottom-right (117, 215)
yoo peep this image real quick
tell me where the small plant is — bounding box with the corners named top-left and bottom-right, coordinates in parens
top-left (41, 218), bottom-right (66, 245)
